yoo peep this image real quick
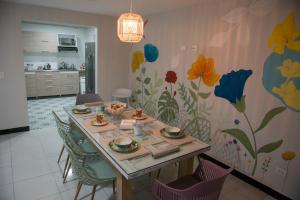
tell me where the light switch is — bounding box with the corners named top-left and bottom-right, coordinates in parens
top-left (191, 45), bottom-right (197, 52)
top-left (0, 72), bottom-right (4, 80)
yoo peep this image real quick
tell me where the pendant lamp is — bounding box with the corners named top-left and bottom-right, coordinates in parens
top-left (117, 0), bottom-right (143, 43)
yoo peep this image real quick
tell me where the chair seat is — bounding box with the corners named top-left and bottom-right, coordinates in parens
top-left (79, 140), bottom-right (97, 153)
top-left (87, 159), bottom-right (116, 180)
top-left (167, 175), bottom-right (201, 190)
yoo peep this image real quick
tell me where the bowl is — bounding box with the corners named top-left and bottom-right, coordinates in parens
top-left (113, 137), bottom-right (133, 149)
top-left (75, 105), bottom-right (87, 111)
top-left (165, 126), bottom-right (181, 136)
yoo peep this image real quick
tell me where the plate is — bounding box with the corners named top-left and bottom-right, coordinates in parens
top-left (72, 108), bottom-right (92, 114)
top-left (160, 128), bottom-right (185, 139)
top-left (109, 140), bottom-right (139, 153)
top-left (91, 119), bottom-right (109, 126)
top-left (75, 105), bottom-right (87, 111)
top-left (165, 126), bottom-right (181, 136)
top-left (132, 114), bottom-right (147, 120)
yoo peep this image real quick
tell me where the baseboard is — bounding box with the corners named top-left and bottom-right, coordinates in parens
top-left (0, 126), bottom-right (30, 135)
top-left (200, 153), bottom-right (292, 200)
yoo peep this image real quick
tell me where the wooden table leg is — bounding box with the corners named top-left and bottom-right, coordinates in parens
top-left (116, 172), bottom-right (131, 200)
top-left (178, 156), bottom-right (194, 178)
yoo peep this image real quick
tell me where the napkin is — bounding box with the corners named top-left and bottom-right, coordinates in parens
top-left (120, 119), bottom-right (136, 130)
top-left (146, 142), bottom-right (180, 159)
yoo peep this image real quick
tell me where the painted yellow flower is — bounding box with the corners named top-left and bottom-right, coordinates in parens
top-left (278, 59), bottom-right (300, 78)
top-left (268, 13), bottom-right (300, 54)
top-left (281, 151), bottom-right (296, 161)
top-left (131, 51), bottom-right (144, 72)
top-left (272, 81), bottom-right (300, 110)
top-left (187, 54), bottom-right (220, 86)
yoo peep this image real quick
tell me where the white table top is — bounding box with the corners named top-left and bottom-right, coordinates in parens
top-left (66, 106), bottom-right (210, 180)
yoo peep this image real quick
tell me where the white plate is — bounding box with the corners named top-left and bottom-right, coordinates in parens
top-left (75, 105), bottom-right (87, 111)
top-left (91, 119), bottom-right (109, 126)
top-left (113, 137), bottom-right (133, 148)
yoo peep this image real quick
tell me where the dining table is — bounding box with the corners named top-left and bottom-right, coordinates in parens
top-left (65, 103), bottom-right (210, 200)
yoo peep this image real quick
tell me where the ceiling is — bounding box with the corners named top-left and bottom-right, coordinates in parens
top-left (3, 0), bottom-right (202, 16)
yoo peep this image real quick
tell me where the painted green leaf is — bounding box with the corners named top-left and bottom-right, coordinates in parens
top-left (232, 96), bottom-right (246, 113)
top-left (189, 88), bottom-right (198, 102)
top-left (136, 77), bottom-right (141, 82)
top-left (144, 100), bottom-right (156, 117)
top-left (142, 67), bottom-right (146, 74)
top-left (198, 92), bottom-right (211, 99)
top-left (254, 107), bottom-right (286, 133)
top-left (144, 88), bottom-right (150, 96)
top-left (222, 129), bottom-right (255, 158)
top-left (136, 89), bottom-right (142, 94)
top-left (191, 81), bottom-right (199, 90)
top-left (144, 77), bottom-right (151, 84)
top-left (155, 79), bottom-right (163, 87)
top-left (185, 117), bottom-right (211, 143)
top-left (158, 91), bottom-right (179, 123)
top-left (257, 140), bottom-right (283, 154)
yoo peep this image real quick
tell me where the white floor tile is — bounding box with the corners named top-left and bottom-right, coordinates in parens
top-left (52, 171), bottom-right (78, 193)
top-left (13, 158), bottom-right (51, 182)
top-left (0, 166), bottom-right (13, 187)
top-left (0, 152), bottom-right (11, 168)
top-left (60, 184), bottom-right (108, 200)
top-left (38, 193), bottom-right (62, 200)
top-left (14, 174), bottom-right (59, 200)
top-left (0, 183), bottom-right (14, 200)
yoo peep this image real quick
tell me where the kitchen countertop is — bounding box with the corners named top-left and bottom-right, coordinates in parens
top-left (25, 70), bottom-right (79, 73)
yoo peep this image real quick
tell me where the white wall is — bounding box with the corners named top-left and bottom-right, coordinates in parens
top-left (0, 2), bottom-right (131, 130)
top-left (129, 0), bottom-right (300, 199)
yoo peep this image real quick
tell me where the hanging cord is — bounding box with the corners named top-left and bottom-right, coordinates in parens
top-left (130, 0), bottom-right (132, 13)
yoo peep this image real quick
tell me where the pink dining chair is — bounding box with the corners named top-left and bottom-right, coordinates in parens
top-left (152, 158), bottom-right (232, 200)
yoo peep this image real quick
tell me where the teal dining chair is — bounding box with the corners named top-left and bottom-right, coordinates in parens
top-left (63, 140), bottom-right (116, 200)
top-left (52, 111), bottom-right (99, 183)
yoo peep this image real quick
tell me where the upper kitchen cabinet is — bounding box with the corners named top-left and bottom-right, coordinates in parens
top-left (22, 31), bottom-right (58, 53)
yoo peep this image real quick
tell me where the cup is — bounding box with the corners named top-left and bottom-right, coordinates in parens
top-left (136, 108), bottom-right (143, 118)
top-left (133, 123), bottom-right (143, 136)
top-left (96, 114), bottom-right (104, 123)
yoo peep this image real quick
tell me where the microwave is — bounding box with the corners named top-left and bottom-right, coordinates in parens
top-left (58, 34), bottom-right (77, 47)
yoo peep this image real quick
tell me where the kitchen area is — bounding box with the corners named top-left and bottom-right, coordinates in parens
top-left (22, 21), bottom-right (97, 129)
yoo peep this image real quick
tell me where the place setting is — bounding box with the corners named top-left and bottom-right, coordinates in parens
top-left (122, 108), bottom-right (155, 124)
top-left (72, 104), bottom-right (92, 114)
top-left (83, 112), bottom-right (117, 133)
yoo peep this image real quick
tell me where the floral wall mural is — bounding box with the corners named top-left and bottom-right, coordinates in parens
top-left (129, 0), bottom-right (300, 199)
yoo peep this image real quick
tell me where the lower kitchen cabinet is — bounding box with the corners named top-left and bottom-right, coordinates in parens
top-left (25, 71), bottom-right (79, 97)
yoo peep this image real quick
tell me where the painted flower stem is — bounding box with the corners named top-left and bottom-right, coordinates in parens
top-left (242, 112), bottom-right (258, 176)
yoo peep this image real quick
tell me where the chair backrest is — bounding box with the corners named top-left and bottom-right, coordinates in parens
top-left (52, 111), bottom-right (70, 140)
top-left (64, 141), bottom-right (114, 185)
top-left (75, 93), bottom-right (103, 105)
top-left (152, 159), bottom-right (232, 200)
top-left (112, 88), bottom-right (132, 98)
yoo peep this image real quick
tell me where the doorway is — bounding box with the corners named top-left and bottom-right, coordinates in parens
top-left (22, 21), bottom-right (97, 130)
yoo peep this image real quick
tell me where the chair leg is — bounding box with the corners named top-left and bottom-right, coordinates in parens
top-left (112, 179), bottom-right (116, 194)
top-left (63, 162), bottom-right (72, 183)
top-left (57, 145), bottom-right (65, 163)
top-left (74, 181), bottom-right (82, 200)
top-left (62, 154), bottom-right (70, 178)
top-left (156, 169), bottom-right (161, 179)
top-left (90, 185), bottom-right (97, 200)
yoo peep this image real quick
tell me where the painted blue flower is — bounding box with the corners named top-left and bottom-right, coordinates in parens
top-left (214, 69), bottom-right (253, 104)
top-left (144, 43), bottom-right (159, 62)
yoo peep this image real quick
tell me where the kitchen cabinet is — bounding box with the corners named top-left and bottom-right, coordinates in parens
top-left (25, 72), bottom-right (37, 97)
top-left (60, 72), bottom-right (79, 95)
top-left (36, 72), bottom-right (60, 96)
top-left (23, 31), bottom-right (58, 53)
top-left (25, 71), bottom-right (79, 97)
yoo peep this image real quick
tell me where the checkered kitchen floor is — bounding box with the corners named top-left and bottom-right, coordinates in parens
top-left (27, 96), bottom-right (76, 130)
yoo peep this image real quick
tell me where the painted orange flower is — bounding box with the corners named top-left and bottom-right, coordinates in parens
top-left (131, 51), bottom-right (144, 72)
top-left (281, 151), bottom-right (296, 161)
top-left (187, 54), bottom-right (220, 86)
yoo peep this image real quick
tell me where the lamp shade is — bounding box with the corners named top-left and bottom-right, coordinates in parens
top-left (117, 12), bottom-right (143, 43)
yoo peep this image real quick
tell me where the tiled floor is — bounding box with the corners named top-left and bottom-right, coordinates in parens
top-left (27, 96), bottom-right (76, 130)
top-left (0, 127), bottom-right (277, 200)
